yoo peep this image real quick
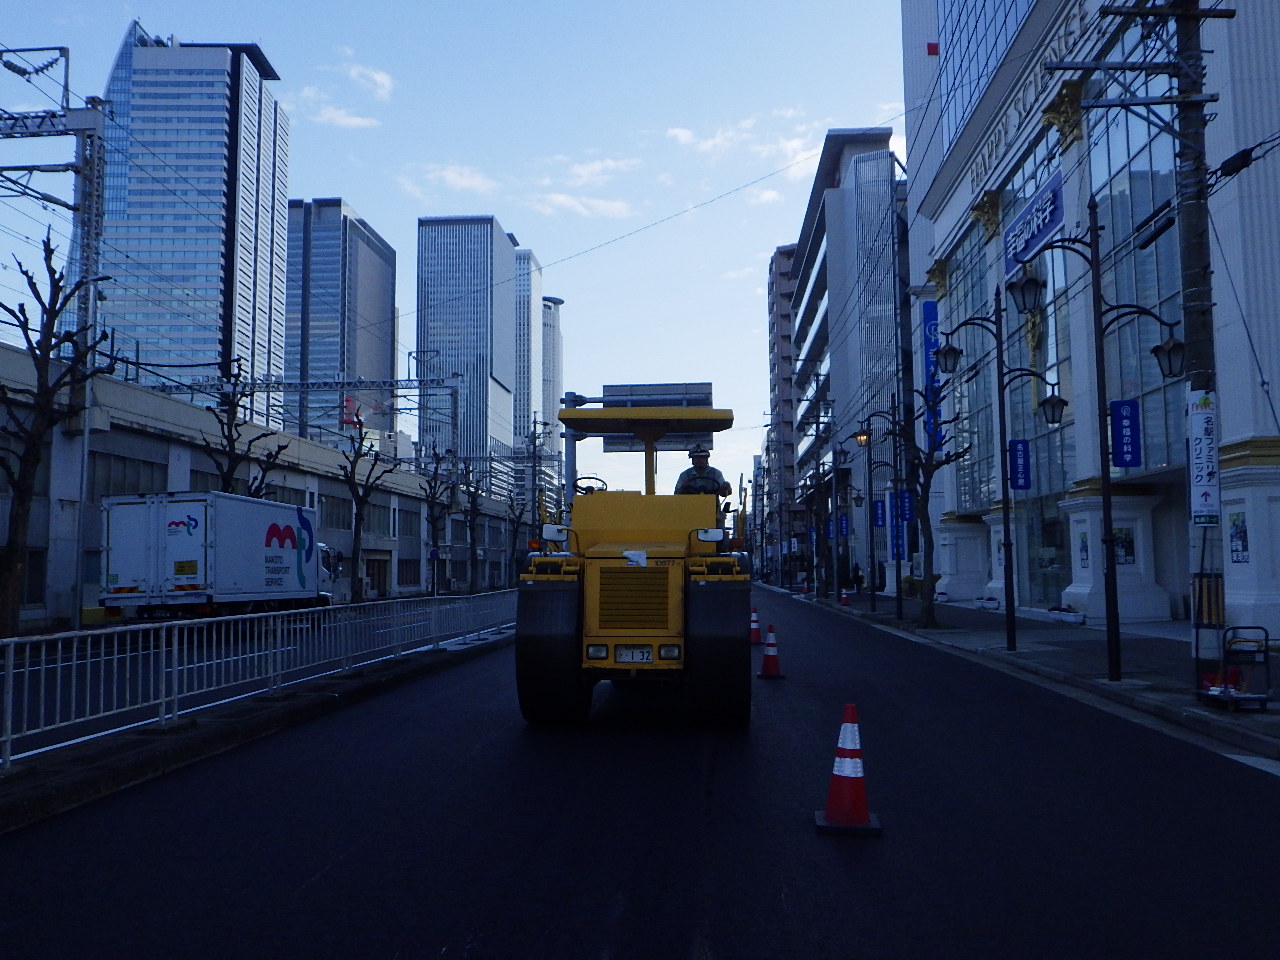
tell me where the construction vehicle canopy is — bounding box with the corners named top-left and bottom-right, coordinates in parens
top-left (559, 406), bottom-right (733, 495)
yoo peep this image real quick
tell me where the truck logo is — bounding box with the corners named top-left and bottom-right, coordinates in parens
top-left (264, 523), bottom-right (298, 549)
top-left (167, 515), bottom-right (198, 536)
top-left (262, 509), bottom-right (316, 589)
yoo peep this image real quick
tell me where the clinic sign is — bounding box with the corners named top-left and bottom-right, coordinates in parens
top-left (1189, 390), bottom-right (1220, 526)
top-left (1003, 170), bottom-right (1063, 277)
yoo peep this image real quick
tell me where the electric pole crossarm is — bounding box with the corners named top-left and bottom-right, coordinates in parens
top-left (1082, 94), bottom-right (1218, 108)
top-left (1046, 60), bottom-right (1182, 74)
top-left (1098, 5), bottom-right (1235, 18)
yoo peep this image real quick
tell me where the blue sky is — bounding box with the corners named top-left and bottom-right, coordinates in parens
top-left (1, 0), bottom-right (905, 494)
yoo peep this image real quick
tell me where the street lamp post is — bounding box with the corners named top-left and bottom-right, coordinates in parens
top-left (934, 286), bottom-right (1069, 652)
top-left (1020, 195), bottom-right (1185, 681)
top-left (852, 415), bottom-right (904, 618)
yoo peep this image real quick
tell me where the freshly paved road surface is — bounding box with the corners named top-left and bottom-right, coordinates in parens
top-left (2, 587), bottom-right (1278, 959)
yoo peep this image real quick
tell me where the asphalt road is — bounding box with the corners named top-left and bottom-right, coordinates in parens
top-left (2, 587), bottom-right (1279, 959)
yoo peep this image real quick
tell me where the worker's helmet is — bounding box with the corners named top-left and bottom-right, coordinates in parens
top-left (689, 444), bottom-right (710, 459)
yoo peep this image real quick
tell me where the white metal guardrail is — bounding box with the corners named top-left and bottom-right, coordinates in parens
top-left (0, 591), bottom-right (516, 770)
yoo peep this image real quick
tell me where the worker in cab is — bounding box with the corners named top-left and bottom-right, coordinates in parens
top-left (674, 444), bottom-right (731, 496)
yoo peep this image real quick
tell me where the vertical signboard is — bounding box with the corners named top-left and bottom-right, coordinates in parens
top-left (1189, 390), bottom-right (1220, 526)
top-left (1009, 438), bottom-right (1031, 490)
top-left (1110, 399), bottom-right (1141, 468)
top-left (873, 499), bottom-right (886, 528)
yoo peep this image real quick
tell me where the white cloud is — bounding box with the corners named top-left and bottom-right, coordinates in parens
top-left (528, 194), bottom-right (635, 218)
top-left (748, 188), bottom-right (783, 205)
top-left (291, 86), bottom-right (379, 128)
top-left (313, 104), bottom-right (380, 128)
top-left (397, 164), bottom-right (499, 201)
top-left (751, 135), bottom-right (821, 181)
top-left (566, 157), bottom-right (642, 187)
top-left (347, 63), bottom-right (394, 101)
top-left (666, 123), bottom-right (751, 154)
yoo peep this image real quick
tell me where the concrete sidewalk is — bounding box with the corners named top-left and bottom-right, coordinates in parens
top-left (808, 588), bottom-right (1280, 760)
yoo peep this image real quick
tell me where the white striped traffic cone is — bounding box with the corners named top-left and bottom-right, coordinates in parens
top-left (750, 607), bottom-right (762, 644)
top-left (757, 625), bottom-right (785, 679)
top-left (815, 703), bottom-right (882, 835)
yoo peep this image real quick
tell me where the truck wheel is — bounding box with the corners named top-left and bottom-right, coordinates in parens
top-left (516, 632), bottom-right (593, 724)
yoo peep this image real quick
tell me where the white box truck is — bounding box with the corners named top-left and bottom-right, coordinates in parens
top-left (100, 492), bottom-right (338, 617)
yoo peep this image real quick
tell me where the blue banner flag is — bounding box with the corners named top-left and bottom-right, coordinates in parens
top-left (1110, 400), bottom-right (1141, 468)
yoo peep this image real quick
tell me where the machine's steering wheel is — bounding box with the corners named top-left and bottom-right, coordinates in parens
top-left (574, 476), bottom-right (608, 494)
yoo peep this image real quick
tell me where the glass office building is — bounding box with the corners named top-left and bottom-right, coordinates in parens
top-left (416, 215), bottom-right (518, 471)
top-left (901, 0), bottom-right (1280, 627)
top-left (98, 22), bottom-right (288, 425)
top-left (285, 198), bottom-right (397, 444)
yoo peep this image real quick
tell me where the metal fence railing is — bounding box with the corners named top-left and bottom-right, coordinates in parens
top-left (1, 591), bottom-right (516, 770)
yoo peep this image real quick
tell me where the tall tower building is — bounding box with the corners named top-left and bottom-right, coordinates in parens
top-left (416, 215), bottom-right (517, 472)
top-left (540, 295), bottom-right (564, 460)
top-left (97, 21), bottom-right (289, 424)
top-left (513, 248), bottom-right (544, 446)
top-left (285, 198), bottom-right (397, 443)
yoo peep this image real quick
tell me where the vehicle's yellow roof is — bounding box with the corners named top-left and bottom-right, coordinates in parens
top-left (558, 407), bottom-right (733, 440)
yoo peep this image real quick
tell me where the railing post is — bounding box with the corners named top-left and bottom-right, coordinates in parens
top-left (2, 642), bottom-right (13, 771)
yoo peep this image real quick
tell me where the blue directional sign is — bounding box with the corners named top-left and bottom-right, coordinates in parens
top-left (873, 499), bottom-right (886, 528)
top-left (1110, 399), bottom-right (1142, 468)
top-left (839, 513), bottom-right (849, 537)
top-left (1009, 438), bottom-right (1031, 490)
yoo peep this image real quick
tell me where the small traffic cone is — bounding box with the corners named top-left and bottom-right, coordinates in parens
top-left (749, 607), bottom-right (763, 644)
top-left (839, 589), bottom-right (849, 606)
top-left (757, 625), bottom-right (785, 679)
top-left (815, 704), bottom-right (882, 835)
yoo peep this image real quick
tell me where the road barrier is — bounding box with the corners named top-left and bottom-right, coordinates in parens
top-left (0, 591), bottom-right (515, 771)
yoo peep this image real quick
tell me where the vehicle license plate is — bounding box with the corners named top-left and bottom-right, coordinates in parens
top-left (615, 645), bottom-right (653, 664)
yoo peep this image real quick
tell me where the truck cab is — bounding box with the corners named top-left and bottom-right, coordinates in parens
top-left (515, 405), bottom-right (751, 726)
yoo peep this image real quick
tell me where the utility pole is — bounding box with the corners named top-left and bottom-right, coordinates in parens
top-left (1052, 2), bottom-right (1234, 640)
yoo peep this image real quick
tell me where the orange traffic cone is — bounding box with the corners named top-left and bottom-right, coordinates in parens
top-left (815, 704), bottom-right (882, 835)
top-left (750, 607), bottom-right (762, 644)
top-left (757, 625), bottom-right (785, 679)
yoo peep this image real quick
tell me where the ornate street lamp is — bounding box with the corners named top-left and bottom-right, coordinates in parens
top-left (935, 285), bottom-right (1068, 652)
top-left (1017, 195), bottom-right (1185, 680)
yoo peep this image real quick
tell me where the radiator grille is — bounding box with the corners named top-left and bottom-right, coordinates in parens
top-left (598, 567), bottom-right (669, 630)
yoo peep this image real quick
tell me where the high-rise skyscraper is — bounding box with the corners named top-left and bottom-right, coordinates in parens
top-left (513, 248), bottom-right (543, 447)
top-left (97, 22), bottom-right (288, 424)
top-left (285, 198), bottom-right (397, 443)
top-left (540, 295), bottom-right (564, 461)
top-left (415, 215), bottom-right (517, 468)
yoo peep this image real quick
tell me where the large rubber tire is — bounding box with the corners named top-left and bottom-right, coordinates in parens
top-left (515, 580), bottom-right (594, 724)
top-left (684, 580), bottom-right (752, 729)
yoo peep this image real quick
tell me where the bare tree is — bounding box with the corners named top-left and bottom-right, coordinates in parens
top-left (198, 371), bottom-right (289, 496)
top-left (0, 236), bottom-right (113, 634)
top-left (455, 458), bottom-right (485, 594)
top-left (505, 493), bottom-right (530, 586)
top-left (892, 377), bottom-right (970, 629)
top-left (419, 445), bottom-right (457, 595)
top-left (338, 425), bottom-right (398, 602)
